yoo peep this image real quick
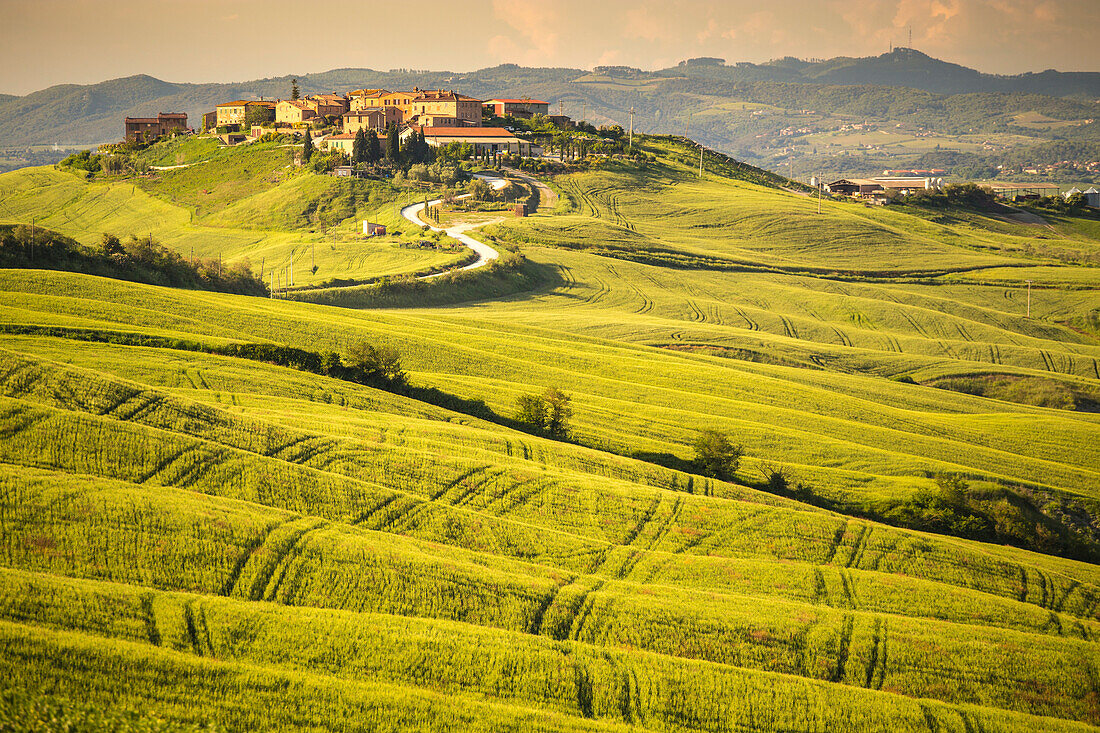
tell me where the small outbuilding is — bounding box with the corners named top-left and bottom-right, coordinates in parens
top-left (363, 221), bottom-right (386, 236)
top-left (1084, 187), bottom-right (1100, 208)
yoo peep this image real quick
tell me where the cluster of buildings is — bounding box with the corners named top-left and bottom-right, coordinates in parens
top-left (822, 175), bottom-right (945, 200)
top-left (195, 89), bottom-right (566, 157)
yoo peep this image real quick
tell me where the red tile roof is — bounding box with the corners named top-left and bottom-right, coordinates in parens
top-left (217, 100), bottom-right (276, 107)
top-left (487, 99), bottom-right (549, 105)
top-left (419, 127), bottom-right (518, 138)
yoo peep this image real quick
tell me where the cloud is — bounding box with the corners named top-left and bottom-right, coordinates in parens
top-left (488, 0), bottom-right (560, 64)
top-left (624, 7), bottom-right (671, 42)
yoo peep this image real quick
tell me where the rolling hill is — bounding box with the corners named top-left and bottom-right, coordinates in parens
top-left (1, 134), bottom-right (1099, 730)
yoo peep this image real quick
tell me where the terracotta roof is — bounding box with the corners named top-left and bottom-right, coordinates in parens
top-left (413, 91), bottom-right (482, 102)
top-left (217, 100), bottom-right (276, 107)
top-left (326, 133), bottom-right (357, 139)
top-left (343, 109), bottom-right (385, 117)
top-left (419, 127), bottom-right (517, 138)
top-left (487, 99), bottom-right (549, 105)
top-left (349, 88), bottom-right (390, 97)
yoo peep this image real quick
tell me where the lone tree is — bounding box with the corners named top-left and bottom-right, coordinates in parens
top-left (301, 129), bottom-right (314, 162)
top-left (291, 78), bottom-right (300, 100)
top-left (367, 130), bottom-right (381, 163)
top-left (693, 430), bottom-right (743, 481)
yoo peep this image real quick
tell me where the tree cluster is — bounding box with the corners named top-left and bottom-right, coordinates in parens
top-left (0, 225), bottom-right (266, 296)
top-left (514, 387), bottom-right (573, 439)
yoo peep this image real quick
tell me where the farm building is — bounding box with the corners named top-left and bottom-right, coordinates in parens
top-left (1084, 187), bottom-right (1100, 207)
top-left (401, 126), bottom-right (541, 156)
top-left (989, 183), bottom-right (1061, 200)
top-left (124, 113), bottom-right (187, 142)
top-left (873, 176), bottom-right (943, 193)
top-left (363, 221), bottom-right (386, 236)
top-left (825, 179), bottom-right (885, 197)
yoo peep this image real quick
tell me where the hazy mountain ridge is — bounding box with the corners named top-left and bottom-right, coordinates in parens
top-left (1, 51), bottom-right (1097, 180)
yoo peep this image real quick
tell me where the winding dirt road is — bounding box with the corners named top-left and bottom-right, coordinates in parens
top-left (400, 173), bottom-right (510, 279)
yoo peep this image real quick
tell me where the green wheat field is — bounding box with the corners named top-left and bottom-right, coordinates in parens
top-left (0, 134), bottom-right (1098, 731)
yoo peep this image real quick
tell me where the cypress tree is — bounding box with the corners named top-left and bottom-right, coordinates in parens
top-left (352, 128), bottom-right (366, 163)
top-left (302, 129), bottom-right (313, 162)
top-left (367, 130), bottom-right (381, 163)
top-left (386, 124), bottom-right (400, 162)
top-left (291, 78), bottom-right (300, 100)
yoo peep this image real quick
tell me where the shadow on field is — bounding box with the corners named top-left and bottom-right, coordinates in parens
top-left (287, 258), bottom-right (565, 309)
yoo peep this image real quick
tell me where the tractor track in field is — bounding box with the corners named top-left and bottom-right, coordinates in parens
top-left (221, 517), bottom-right (298, 597)
top-left (569, 580), bottom-right (607, 641)
top-left (730, 306), bottom-right (759, 331)
top-left (259, 520), bottom-right (327, 603)
top-left (846, 526), bottom-right (872, 569)
top-left (431, 465), bottom-right (492, 503)
top-left (865, 618), bottom-right (887, 690)
top-left (822, 520), bottom-right (850, 566)
top-left (350, 494), bottom-right (401, 528)
top-left (832, 614), bottom-right (855, 683)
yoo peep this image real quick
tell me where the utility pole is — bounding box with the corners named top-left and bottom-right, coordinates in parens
top-left (908, 25), bottom-right (912, 50)
top-left (817, 175), bottom-right (822, 214)
top-left (698, 145), bottom-right (704, 178)
top-left (29, 217), bottom-right (34, 260)
top-left (628, 106), bottom-right (634, 150)
top-left (1026, 280), bottom-right (1032, 319)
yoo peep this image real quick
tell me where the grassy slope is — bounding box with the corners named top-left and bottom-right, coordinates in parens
top-left (0, 138), bottom-right (464, 284)
top-left (1, 136), bottom-right (1100, 730)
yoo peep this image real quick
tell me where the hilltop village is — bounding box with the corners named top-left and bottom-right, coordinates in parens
top-left (125, 87), bottom-right (575, 160)
top-left (121, 86), bottom-right (1100, 211)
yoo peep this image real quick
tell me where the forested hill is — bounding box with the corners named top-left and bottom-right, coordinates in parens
top-left (671, 49), bottom-right (1100, 97)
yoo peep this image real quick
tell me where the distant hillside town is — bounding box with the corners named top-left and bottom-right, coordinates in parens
top-left (124, 86), bottom-right (575, 158)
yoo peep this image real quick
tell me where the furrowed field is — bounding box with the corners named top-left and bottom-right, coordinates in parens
top-left (0, 133), bottom-right (1098, 731)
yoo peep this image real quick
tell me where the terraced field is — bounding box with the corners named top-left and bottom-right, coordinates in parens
top-left (0, 134), bottom-right (1099, 731)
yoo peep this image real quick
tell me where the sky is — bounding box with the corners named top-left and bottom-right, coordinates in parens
top-left (2, 0), bottom-right (1098, 95)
